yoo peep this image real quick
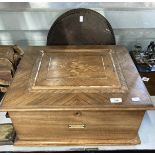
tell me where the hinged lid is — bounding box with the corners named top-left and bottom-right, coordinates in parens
top-left (1, 45), bottom-right (154, 111)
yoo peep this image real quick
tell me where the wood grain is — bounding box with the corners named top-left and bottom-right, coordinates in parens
top-left (1, 45), bottom-right (154, 111)
top-left (9, 110), bottom-right (144, 146)
top-left (29, 49), bottom-right (127, 93)
top-left (1, 45), bottom-right (154, 146)
top-left (14, 136), bottom-right (140, 146)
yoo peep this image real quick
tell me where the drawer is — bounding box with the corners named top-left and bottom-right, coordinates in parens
top-left (9, 110), bottom-right (144, 142)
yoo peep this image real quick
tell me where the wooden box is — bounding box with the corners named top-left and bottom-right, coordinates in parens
top-left (0, 45), bottom-right (154, 146)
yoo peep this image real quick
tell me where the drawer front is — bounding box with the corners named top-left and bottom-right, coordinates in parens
top-left (9, 111), bottom-right (144, 141)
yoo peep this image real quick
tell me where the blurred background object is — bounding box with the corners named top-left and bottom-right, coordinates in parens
top-left (0, 45), bottom-right (24, 93)
top-left (0, 2), bottom-right (155, 50)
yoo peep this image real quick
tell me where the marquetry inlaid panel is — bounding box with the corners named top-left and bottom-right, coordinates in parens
top-left (29, 49), bottom-right (128, 93)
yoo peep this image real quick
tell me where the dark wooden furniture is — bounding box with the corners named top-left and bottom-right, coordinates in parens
top-left (47, 8), bottom-right (115, 45)
top-left (0, 45), bottom-right (154, 146)
top-left (130, 51), bottom-right (155, 96)
top-left (139, 72), bottom-right (155, 96)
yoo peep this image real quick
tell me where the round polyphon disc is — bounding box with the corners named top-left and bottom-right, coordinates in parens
top-left (47, 8), bottom-right (116, 45)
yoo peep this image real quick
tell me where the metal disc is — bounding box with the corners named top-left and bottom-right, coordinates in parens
top-left (47, 8), bottom-right (115, 45)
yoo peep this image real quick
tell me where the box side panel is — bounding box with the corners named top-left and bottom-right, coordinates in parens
top-left (9, 110), bottom-right (144, 145)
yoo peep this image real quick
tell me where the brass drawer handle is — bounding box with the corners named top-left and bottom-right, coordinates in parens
top-left (68, 124), bottom-right (85, 129)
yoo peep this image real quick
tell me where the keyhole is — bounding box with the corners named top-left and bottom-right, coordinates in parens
top-left (75, 111), bottom-right (81, 116)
